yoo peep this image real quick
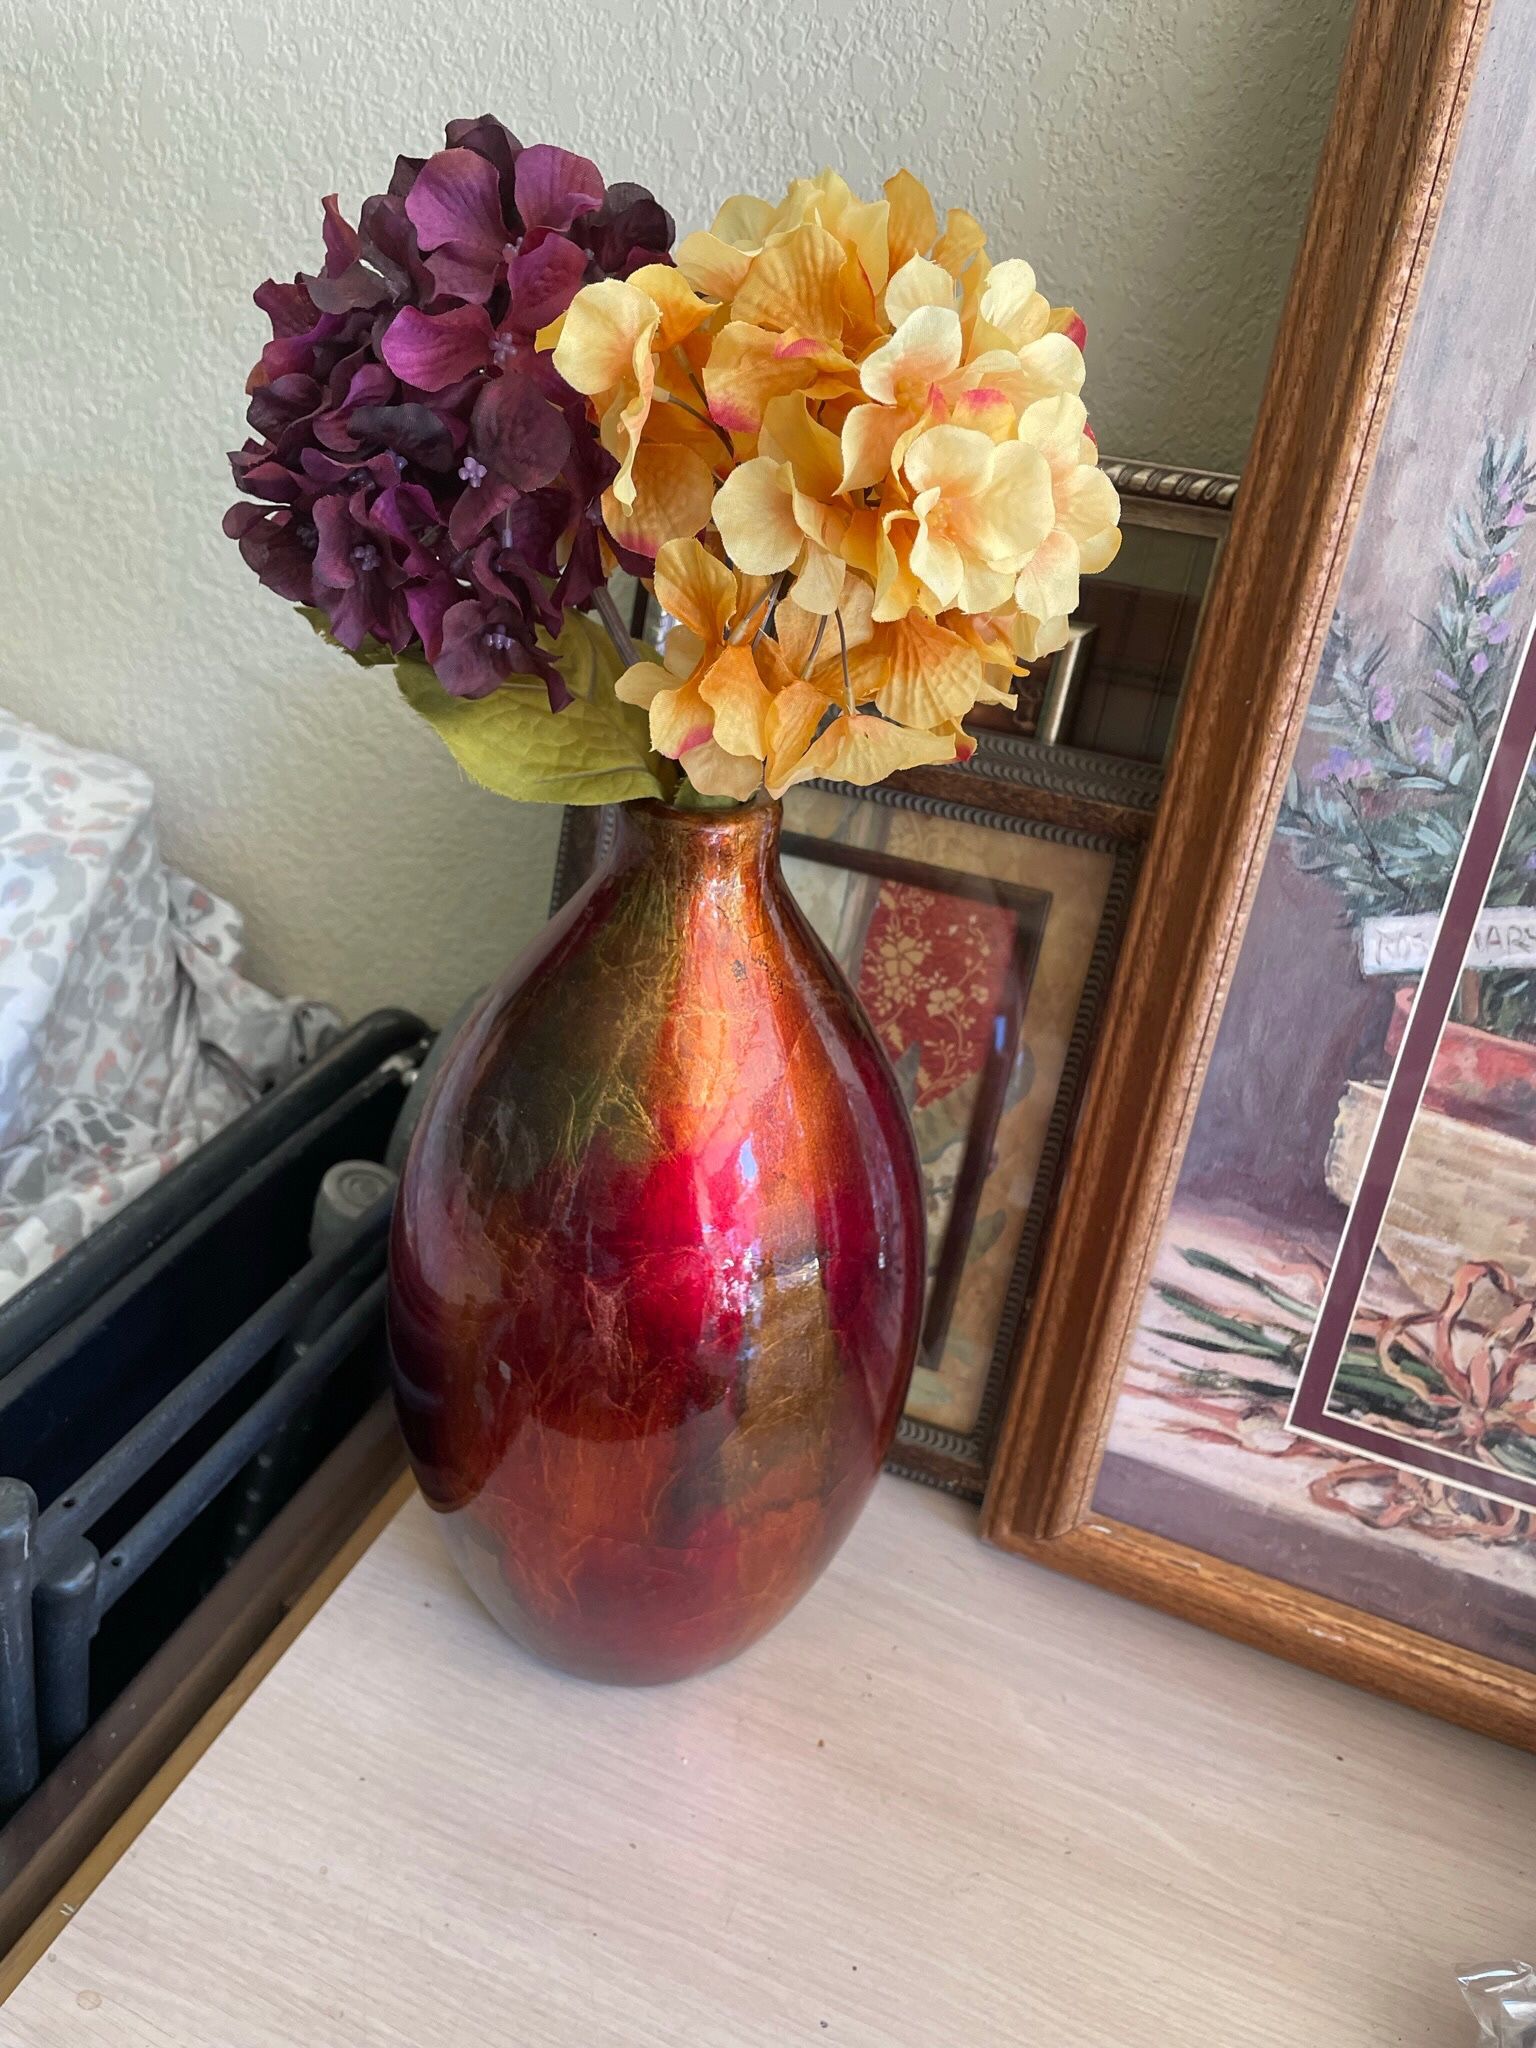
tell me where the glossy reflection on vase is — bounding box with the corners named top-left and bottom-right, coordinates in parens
top-left (387, 795), bottom-right (925, 1684)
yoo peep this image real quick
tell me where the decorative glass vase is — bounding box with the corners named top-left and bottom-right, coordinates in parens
top-left (387, 795), bottom-right (925, 1684)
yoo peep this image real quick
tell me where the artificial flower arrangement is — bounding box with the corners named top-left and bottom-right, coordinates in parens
top-left (226, 116), bottom-right (1121, 807)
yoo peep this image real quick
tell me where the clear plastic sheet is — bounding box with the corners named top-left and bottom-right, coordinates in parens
top-left (1461, 1962), bottom-right (1536, 2046)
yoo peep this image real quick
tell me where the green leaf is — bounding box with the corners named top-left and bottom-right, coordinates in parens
top-left (1178, 1246), bottom-right (1318, 1320)
top-left (1485, 1431), bottom-right (1536, 1480)
top-left (397, 610), bottom-right (665, 806)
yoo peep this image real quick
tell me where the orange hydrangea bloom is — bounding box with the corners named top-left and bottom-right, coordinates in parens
top-left (549, 168), bottom-right (1121, 798)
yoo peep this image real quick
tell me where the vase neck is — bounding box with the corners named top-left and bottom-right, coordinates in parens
top-left (604, 797), bottom-right (783, 899)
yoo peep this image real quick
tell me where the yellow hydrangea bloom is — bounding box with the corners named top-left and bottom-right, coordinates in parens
top-left (545, 167), bottom-right (1121, 798)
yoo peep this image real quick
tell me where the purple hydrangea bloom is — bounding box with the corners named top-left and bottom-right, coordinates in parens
top-left (224, 117), bottom-right (674, 704)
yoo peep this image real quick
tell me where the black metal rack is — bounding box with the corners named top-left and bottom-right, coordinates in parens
top-left (0, 1009), bottom-right (430, 1945)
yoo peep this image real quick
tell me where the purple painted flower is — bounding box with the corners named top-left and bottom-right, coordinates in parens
top-left (1472, 649), bottom-right (1491, 676)
top-left (1370, 682), bottom-right (1396, 722)
top-left (1482, 551), bottom-right (1521, 600)
top-left (224, 115), bottom-right (674, 706)
top-left (1314, 745), bottom-right (1374, 787)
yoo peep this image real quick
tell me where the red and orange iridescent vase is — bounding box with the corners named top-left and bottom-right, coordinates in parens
top-left (387, 795), bottom-right (924, 1684)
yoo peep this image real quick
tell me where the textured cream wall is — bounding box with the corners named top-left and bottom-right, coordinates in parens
top-left (0, 0), bottom-right (1350, 1025)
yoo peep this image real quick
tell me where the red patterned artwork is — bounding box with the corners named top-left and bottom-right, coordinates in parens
top-left (856, 886), bottom-right (1020, 1111)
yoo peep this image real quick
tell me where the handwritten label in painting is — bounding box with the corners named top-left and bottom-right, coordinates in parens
top-left (1359, 909), bottom-right (1536, 976)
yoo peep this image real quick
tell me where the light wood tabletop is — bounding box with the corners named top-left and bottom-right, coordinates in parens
top-left (1, 1475), bottom-right (1530, 2046)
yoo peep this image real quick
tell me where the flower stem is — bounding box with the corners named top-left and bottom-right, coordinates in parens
top-left (801, 614), bottom-right (828, 678)
top-left (662, 356), bottom-right (737, 462)
top-left (592, 583), bottom-right (641, 668)
top-left (726, 578), bottom-right (781, 647)
top-left (835, 607), bottom-right (853, 713)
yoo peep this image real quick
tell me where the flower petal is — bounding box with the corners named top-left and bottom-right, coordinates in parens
top-left (551, 279), bottom-right (658, 394)
top-left (1056, 461), bottom-right (1121, 543)
top-left (653, 537), bottom-right (738, 644)
top-left (838, 402), bottom-right (909, 493)
top-left (675, 229), bottom-right (754, 300)
top-left (732, 222), bottom-right (846, 339)
top-left (884, 170), bottom-right (938, 271)
top-left (649, 675), bottom-right (715, 759)
top-left (405, 149), bottom-right (506, 298)
top-left (978, 258), bottom-right (1049, 349)
top-left (873, 512), bottom-right (922, 622)
top-left (380, 303), bottom-right (492, 390)
top-left (614, 658), bottom-right (670, 708)
top-left (1079, 523), bottom-right (1122, 575)
top-left (1013, 527), bottom-right (1082, 623)
top-left (1015, 392), bottom-right (1090, 475)
top-left (876, 614), bottom-right (987, 737)
top-left (698, 642), bottom-right (773, 757)
top-left (601, 441), bottom-right (716, 558)
top-left (904, 422), bottom-right (995, 499)
top-left (713, 192), bottom-right (778, 246)
top-left (932, 207), bottom-right (987, 278)
top-left (908, 516), bottom-right (965, 610)
top-left (771, 710), bottom-right (955, 795)
top-left (860, 306), bottom-right (961, 405)
top-left (680, 737), bottom-right (764, 800)
top-left (949, 384), bottom-right (1016, 440)
top-left (1013, 332), bottom-right (1086, 403)
top-left (764, 678), bottom-right (834, 792)
top-left (713, 457), bottom-right (802, 575)
top-left (513, 144), bottom-right (605, 232)
top-left (626, 262), bottom-right (717, 349)
top-left (789, 544), bottom-right (846, 617)
top-left (471, 375), bottom-right (572, 490)
top-left (504, 235), bottom-right (589, 336)
top-left (760, 392), bottom-right (843, 500)
top-left (1015, 611), bottom-right (1072, 661)
top-left (884, 255), bottom-right (955, 327)
top-left (703, 321), bottom-right (820, 434)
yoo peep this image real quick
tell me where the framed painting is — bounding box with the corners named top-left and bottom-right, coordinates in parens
top-left (981, 0), bottom-right (1536, 1750)
top-left (550, 738), bottom-right (1160, 1494)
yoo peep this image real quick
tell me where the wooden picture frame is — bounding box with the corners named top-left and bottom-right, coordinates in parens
top-left (979, 0), bottom-right (1536, 1751)
top-left (549, 737), bottom-right (1160, 1497)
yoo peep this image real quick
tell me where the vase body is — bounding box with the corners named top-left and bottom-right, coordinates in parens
top-left (387, 796), bottom-right (924, 1684)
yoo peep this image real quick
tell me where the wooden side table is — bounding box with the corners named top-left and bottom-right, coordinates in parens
top-left (2, 1476), bottom-right (1529, 2045)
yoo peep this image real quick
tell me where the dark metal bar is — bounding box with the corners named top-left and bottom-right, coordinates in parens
top-left (0, 1479), bottom-right (39, 1810)
top-left (36, 1194), bottom-right (392, 1554)
top-left (33, 1538), bottom-right (98, 1768)
top-left (0, 1013), bottom-right (425, 1377)
top-left (95, 1275), bottom-right (387, 1616)
top-left (220, 1163), bottom-right (398, 1566)
top-left (1, 1069), bottom-right (405, 1428)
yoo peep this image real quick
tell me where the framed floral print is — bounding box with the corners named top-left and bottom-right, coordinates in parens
top-left (982, 0), bottom-right (1536, 1750)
